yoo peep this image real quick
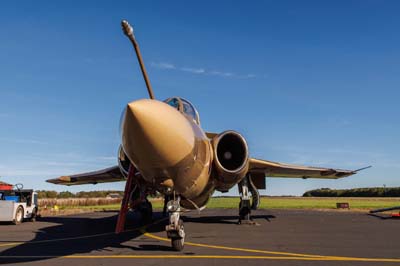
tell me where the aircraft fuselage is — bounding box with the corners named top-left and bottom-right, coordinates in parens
top-left (120, 99), bottom-right (215, 208)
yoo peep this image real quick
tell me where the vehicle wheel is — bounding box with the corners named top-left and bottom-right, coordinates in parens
top-left (13, 206), bottom-right (24, 225)
top-left (171, 220), bottom-right (184, 251)
top-left (139, 201), bottom-right (153, 224)
top-left (30, 208), bottom-right (37, 222)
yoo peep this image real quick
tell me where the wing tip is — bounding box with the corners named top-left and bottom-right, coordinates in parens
top-left (46, 176), bottom-right (72, 185)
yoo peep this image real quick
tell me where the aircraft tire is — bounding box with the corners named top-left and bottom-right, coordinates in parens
top-left (171, 220), bottom-right (184, 251)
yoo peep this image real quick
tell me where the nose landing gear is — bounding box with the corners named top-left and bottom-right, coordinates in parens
top-left (165, 196), bottom-right (185, 251)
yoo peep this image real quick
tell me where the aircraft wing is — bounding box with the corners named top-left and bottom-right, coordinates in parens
top-left (46, 166), bottom-right (125, 185)
top-left (248, 158), bottom-right (356, 179)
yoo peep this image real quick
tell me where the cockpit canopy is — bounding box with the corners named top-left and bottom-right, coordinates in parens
top-left (164, 97), bottom-right (200, 125)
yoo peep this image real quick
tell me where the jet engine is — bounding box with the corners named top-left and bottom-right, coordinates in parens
top-left (118, 145), bottom-right (131, 178)
top-left (212, 131), bottom-right (249, 190)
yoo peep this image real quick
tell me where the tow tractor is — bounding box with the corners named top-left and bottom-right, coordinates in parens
top-left (0, 184), bottom-right (38, 224)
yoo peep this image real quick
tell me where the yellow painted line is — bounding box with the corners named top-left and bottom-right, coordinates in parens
top-left (142, 231), bottom-right (326, 258)
top-left (0, 232), bottom-right (115, 248)
top-left (0, 255), bottom-right (399, 262)
top-left (0, 231), bottom-right (114, 248)
top-left (0, 242), bottom-right (23, 248)
top-left (142, 231), bottom-right (400, 263)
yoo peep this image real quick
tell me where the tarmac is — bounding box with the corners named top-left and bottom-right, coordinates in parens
top-left (0, 209), bottom-right (399, 266)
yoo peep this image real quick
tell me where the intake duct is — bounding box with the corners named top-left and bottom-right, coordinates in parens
top-left (212, 131), bottom-right (249, 189)
top-left (118, 145), bottom-right (132, 178)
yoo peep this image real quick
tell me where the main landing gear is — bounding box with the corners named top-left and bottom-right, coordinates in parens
top-left (165, 196), bottom-right (185, 251)
top-left (238, 174), bottom-right (260, 225)
top-left (115, 166), bottom-right (153, 234)
top-left (138, 198), bottom-right (153, 224)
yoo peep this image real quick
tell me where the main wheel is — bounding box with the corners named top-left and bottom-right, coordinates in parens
top-left (139, 201), bottom-right (153, 224)
top-left (171, 220), bottom-right (184, 251)
top-left (239, 200), bottom-right (251, 224)
top-left (13, 206), bottom-right (24, 225)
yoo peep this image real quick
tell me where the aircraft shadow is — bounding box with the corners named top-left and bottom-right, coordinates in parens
top-left (0, 210), bottom-right (275, 264)
top-left (0, 211), bottom-right (167, 265)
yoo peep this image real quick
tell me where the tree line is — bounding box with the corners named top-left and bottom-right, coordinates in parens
top-left (303, 187), bottom-right (400, 197)
top-left (36, 190), bottom-right (124, 199)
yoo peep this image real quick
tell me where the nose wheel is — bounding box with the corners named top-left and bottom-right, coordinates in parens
top-left (165, 197), bottom-right (185, 251)
top-left (170, 219), bottom-right (185, 251)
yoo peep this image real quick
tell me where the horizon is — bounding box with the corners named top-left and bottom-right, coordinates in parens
top-left (27, 186), bottom-right (400, 198)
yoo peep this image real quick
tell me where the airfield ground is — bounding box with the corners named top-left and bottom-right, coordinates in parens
top-left (0, 209), bottom-right (399, 266)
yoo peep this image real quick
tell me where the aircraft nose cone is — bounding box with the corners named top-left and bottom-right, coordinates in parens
top-left (121, 99), bottom-right (195, 179)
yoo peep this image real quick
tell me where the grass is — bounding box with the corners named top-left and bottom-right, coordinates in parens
top-left (42, 197), bottom-right (400, 212)
top-left (206, 197), bottom-right (400, 210)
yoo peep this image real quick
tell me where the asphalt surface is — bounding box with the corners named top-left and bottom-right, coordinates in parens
top-left (0, 209), bottom-right (399, 266)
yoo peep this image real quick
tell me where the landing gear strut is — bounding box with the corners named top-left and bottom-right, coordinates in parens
top-left (165, 196), bottom-right (185, 251)
top-left (162, 195), bottom-right (171, 217)
top-left (115, 166), bottom-right (136, 234)
top-left (238, 174), bottom-right (260, 225)
top-left (115, 165), bottom-right (153, 234)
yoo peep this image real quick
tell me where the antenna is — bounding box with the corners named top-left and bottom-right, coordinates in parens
top-left (121, 20), bottom-right (155, 100)
top-left (354, 166), bottom-right (372, 172)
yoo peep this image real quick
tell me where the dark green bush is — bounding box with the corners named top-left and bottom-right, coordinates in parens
top-left (303, 187), bottom-right (400, 197)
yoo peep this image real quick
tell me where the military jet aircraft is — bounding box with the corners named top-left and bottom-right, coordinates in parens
top-left (47, 20), bottom-right (365, 251)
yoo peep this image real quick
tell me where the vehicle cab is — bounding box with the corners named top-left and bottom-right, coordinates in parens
top-left (0, 189), bottom-right (39, 224)
top-left (164, 97), bottom-right (201, 125)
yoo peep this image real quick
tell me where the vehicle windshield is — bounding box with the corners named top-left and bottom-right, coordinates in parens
top-left (164, 97), bottom-right (200, 125)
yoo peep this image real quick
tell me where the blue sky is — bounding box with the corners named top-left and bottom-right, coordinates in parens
top-left (0, 1), bottom-right (399, 195)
